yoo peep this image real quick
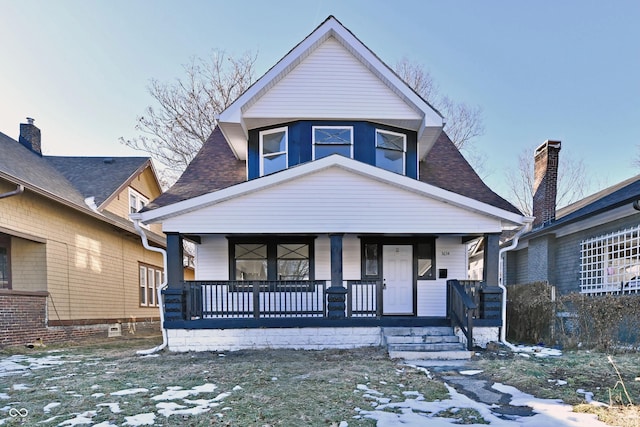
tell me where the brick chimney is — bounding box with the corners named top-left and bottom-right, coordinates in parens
top-left (19, 117), bottom-right (42, 155)
top-left (532, 140), bottom-right (561, 228)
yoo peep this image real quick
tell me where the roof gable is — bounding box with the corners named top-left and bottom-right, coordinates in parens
top-left (217, 15), bottom-right (443, 160)
top-left (243, 36), bottom-right (422, 126)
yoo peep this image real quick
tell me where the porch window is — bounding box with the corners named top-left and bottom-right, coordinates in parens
top-left (375, 129), bottom-right (406, 174)
top-left (235, 243), bottom-right (268, 280)
top-left (363, 243), bottom-right (379, 277)
top-left (417, 242), bottom-right (435, 279)
top-left (139, 263), bottom-right (164, 307)
top-left (580, 224), bottom-right (640, 294)
top-left (312, 126), bottom-right (353, 160)
top-left (260, 127), bottom-right (288, 176)
top-left (0, 233), bottom-right (10, 289)
top-left (231, 239), bottom-right (313, 281)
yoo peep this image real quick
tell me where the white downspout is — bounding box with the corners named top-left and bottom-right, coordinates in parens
top-left (498, 217), bottom-right (534, 350)
top-left (132, 219), bottom-right (169, 355)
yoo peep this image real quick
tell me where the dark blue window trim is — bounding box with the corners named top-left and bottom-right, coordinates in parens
top-left (247, 121), bottom-right (417, 180)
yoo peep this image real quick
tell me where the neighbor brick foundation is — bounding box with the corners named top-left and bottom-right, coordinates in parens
top-left (0, 290), bottom-right (160, 347)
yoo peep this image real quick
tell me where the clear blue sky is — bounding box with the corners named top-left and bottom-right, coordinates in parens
top-left (1, 0), bottom-right (638, 200)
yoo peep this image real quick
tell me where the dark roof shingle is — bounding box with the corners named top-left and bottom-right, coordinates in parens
top-left (146, 127), bottom-right (246, 209)
top-left (420, 132), bottom-right (521, 214)
top-left (45, 156), bottom-right (150, 207)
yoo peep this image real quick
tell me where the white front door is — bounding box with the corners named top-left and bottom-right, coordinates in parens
top-left (382, 245), bottom-right (414, 315)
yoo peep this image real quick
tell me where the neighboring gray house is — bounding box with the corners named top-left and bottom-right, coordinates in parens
top-left (504, 140), bottom-right (640, 294)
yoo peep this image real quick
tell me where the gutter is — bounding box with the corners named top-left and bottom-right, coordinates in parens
top-left (132, 217), bottom-right (169, 355)
top-left (497, 217), bottom-right (535, 350)
top-left (0, 184), bottom-right (24, 200)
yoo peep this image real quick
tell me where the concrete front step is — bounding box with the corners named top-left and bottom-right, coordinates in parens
top-left (388, 342), bottom-right (465, 352)
top-left (388, 349), bottom-right (472, 360)
top-left (383, 326), bottom-right (454, 336)
top-left (385, 335), bottom-right (461, 345)
top-left (383, 326), bottom-right (471, 360)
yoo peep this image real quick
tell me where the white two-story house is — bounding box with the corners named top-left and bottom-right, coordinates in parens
top-left (134, 16), bottom-right (528, 355)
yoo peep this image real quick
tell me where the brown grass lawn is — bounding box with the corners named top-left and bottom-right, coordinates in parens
top-left (1, 335), bottom-right (640, 426)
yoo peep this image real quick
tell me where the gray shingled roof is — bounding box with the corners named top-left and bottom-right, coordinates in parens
top-left (544, 174), bottom-right (640, 230)
top-left (45, 156), bottom-right (150, 207)
top-left (146, 127), bottom-right (522, 215)
top-left (0, 131), bottom-right (86, 206)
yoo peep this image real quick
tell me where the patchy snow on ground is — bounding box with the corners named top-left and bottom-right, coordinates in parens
top-left (0, 352), bottom-right (81, 378)
top-left (355, 378), bottom-right (609, 427)
top-left (511, 345), bottom-right (563, 358)
top-left (0, 347), bottom-right (613, 427)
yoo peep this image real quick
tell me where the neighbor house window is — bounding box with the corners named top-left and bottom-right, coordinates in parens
top-left (140, 263), bottom-right (163, 307)
top-left (375, 129), bottom-right (406, 174)
top-left (129, 188), bottom-right (149, 214)
top-left (0, 234), bottom-right (10, 289)
top-left (580, 224), bottom-right (640, 294)
top-left (260, 127), bottom-right (288, 176)
top-left (232, 239), bottom-right (313, 281)
top-left (312, 126), bottom-right (353, 160)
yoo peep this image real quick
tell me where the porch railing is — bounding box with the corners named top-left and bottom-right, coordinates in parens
top-left (181, 279), bottom-right (383, 320)
top-left (186, 280), bottom-right (327, 319)
top-left (447, 279), bottom-right (503, 350)
top-left (448, 279), bottom-right (477, 350)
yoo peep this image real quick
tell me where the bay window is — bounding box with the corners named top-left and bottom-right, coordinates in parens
top-left (375, 129), bottom-right (406, 174)
top-left (260, 127), bottom-right (288, 176)
top-left (312, 126), bottom-right (353, 159)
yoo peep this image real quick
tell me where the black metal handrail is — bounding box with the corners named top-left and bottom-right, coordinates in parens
top-left (448, 279), bottom-right (477, 350)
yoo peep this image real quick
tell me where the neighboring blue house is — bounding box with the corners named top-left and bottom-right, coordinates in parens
top-left (134, 16), bottom-right (528, 356)
top-left (504, 141), bottom-right (640, 295)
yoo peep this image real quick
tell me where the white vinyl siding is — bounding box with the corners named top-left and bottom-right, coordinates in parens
top-left (417, 237), bottom-right (467, 316)
top-left (163, 167), bottom-right (502, 234)
top-left (244, 37), bottom-right (421, 121)
top-left (196, 235), bottom-right (229, 280)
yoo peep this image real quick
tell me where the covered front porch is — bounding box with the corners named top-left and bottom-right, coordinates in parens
top-left (160, 231), bottom-right (505, 351)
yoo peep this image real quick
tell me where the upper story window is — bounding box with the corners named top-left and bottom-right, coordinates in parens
top-left (260, 127), bottom-right (288, 176)
top-left (375, 129), bottom-right (406, 174)
top-left (129, 188), bottom-right (149, 229)
top-left (312, 126), bottom-right (353, 160)
top-left (129, 188), bottom-right (148, 214)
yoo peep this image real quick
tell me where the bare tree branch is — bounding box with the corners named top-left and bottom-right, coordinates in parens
top-left (394, 57), bottom-right (485, 173)
top-left (120, 50), bottom-right (257, 183)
